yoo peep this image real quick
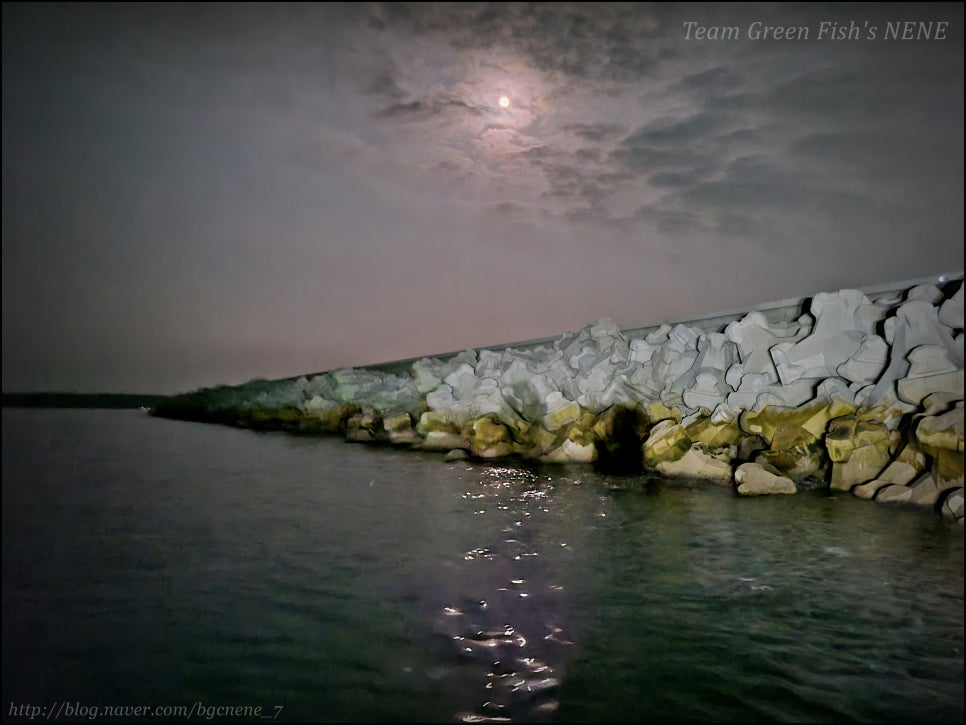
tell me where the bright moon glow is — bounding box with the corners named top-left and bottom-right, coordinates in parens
top-left (498, 96), bottom-right (510, 108)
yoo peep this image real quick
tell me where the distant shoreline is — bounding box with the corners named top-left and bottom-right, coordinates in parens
top-left (1, 392), bottom-right (167, 409)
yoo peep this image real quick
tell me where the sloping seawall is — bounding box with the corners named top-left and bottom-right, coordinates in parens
top-left (154, 275), bottom-right (965, 523)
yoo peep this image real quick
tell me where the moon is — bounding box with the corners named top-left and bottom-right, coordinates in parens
top-left (498, 96), bottom-right (510, 108)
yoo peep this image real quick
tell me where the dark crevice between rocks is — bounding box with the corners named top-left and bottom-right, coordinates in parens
top-left (593, 406), bottom-right (649, 474)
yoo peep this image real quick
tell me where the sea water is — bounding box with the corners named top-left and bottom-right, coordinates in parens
top-left (2, 409), bottom-right (963, 722)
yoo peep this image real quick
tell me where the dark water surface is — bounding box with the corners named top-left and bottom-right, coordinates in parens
top-left (2, 410), bottom-right (963, 722)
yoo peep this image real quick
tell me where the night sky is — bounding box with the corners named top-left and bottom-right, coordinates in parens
top-left (2, 3), bottom-right (963, 394)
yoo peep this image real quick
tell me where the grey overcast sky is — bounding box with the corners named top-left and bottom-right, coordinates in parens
top-left (2, 2), bottom-right (963, 394)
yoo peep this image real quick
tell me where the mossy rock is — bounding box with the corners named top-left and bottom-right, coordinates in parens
top-left (686, 415), bottom-right (742, 451)
top-left (416, 411), bottom-right (460, 436)
top-left (383, 412), bottom-right (413, 434)
top-left (756, 441), bottom-right (827, 483)
top-left (568, 412), bottom-right (598, 445)
top-left (543, 399), bottom-right (582, 431)
top-left (644, 400), bottom-right (682, 425)
top-left (643, 420), bottom-right (692, 469)
top-left (464, 415), bottom-right (514, 459)
top-left (346, 410), bottom-right (388, 443)
top-left (826, 416), bottom-right (889, 462)
top-left (741, 398), bottom-right (854, 444)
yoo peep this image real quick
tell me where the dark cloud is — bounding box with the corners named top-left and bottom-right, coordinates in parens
top-left (365, 68), bottom-right (408, 100)
top-left (367, 2), bottom-right (676, 81)
top-left (620, 113), bottom-right (723, 148)
top-left (562, 122), bottom-right (626, 142)
top-left (648, 171), bottom-right (693, 189)
top-left (375, 96), bottom-right (481, 121)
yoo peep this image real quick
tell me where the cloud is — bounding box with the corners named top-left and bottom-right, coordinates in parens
top-left (561, 122), bottom-right (626, 142)
top-left (365, 3), bottom-right (675, 81)
top-left (375, 96), bottom-right (481, 121)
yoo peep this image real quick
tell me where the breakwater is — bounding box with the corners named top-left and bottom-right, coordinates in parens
top-left (154, 276), bottom-right (964, 522)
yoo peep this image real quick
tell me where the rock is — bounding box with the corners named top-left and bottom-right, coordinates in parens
top-left (576, 357), bottom-right (620, 396)
top-left (465, 377), bottom-right (515, 420)
top-left (644, 400), bottom-right (682, 425)
top-left (579, 373), bottom-right (641, 413)
top-left (826, 415), bottom-right (890, 460)
top-left (685, 414), bottom-right (742, 452)
top-left (907, 283), bottom-right (945, 304)
top-left (416, 411), bottom-right (464, 451)
top-left (756, 378), bottom-right (818, 410)
top-left (726, 371), bottom-right (771, 410)
top-left (741, 397), bottom-right (853, 482)
top-left (770, 289), bottom-right (878, 385)
top-left (660, 389), bottom-right (687, 414)
top-left (675, 332), bottom-right (738, 386)
top-left (412, 358), bottom-right (444, 394)
top-left (940, 487), bottom-right (965, 523)
top-left (896, 346), bottom-right (964, 406)
top-left (514, 421), bottom-right (560, 459)
top-left (856, 386), bottom-right (918, 431)
top-left (542, 437), bottom-right (597, 463)
top-left (656, 445), bottom-right (733, 485)
top-left (939, 282), bottom-right (963, 329)
top-left (642, 420), bottom-right (692, 469)
top-left (465, 416), bottom-right (514, 459)
top-left (629, 337), bottom-right (660, 364)
top-left (736, 434), bottom-right (768, 461)
top-left (836, 335), bottom-right (890, 384)
top-left (649, 347), bottom-right (699, 398)
top-left (328, 368), bottom-right (383, 401)
top-left (724, 311), bottom-right (783, 381)
top-left (682, 371), bottom-right (729, 411)
top-left (816, 378), bottom-right (856, 406)
top-left (589, 317), bottom-right (628, 358)
top-left (774, 312), bottom-right (814, 339)
top-left (542, 413), bottom-right (598, 463)
top-left (384, 412), bottom-right (419, 445)
top-left (916, 404), bottom-right (965, 452)
top-left (869, 300), bottom-right (961, 404)
top-left (868, 441), bottom-right (927, 488)
top-left (755, 445), bottom-right (827, 484)
top-left (303, 394), bottom-right (338, 414)
top-left (852, 480), bottom-right (889, 500)
top-left (734, 462), bottom-right (797, 495)
top-left (826, 416), bottom-right (891, 491)
top-left (874, 484), bottom-right (913, 503)
top-left (439, 350), bottom-right (479, 380)
top-left (346, 411), bottom-right (384, 443)
top-left (644, 323), bottom-right (672, 344)
top-left (829, 442), bottom-right (890, 491)
top-left (921, 391), bottom-right (963, 416)
top-left (444, 363), bottom-right (480, 398)
top-left (426, 385), bottom-right (462, 421)
top-left (543, 392), bottom-right (582, 432)
top-left (444, 449), bottom-right (469, 462)
top-left (500, 360), bottom-right (557, 420)
top-left (568, 345), bottom-right (603, 374)
top-left (474, 349), bottom-right (504, 379)
top-left (906, 471), bottom-right (946, 506)
top-left (916, 404), bottom-right (965, 487)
